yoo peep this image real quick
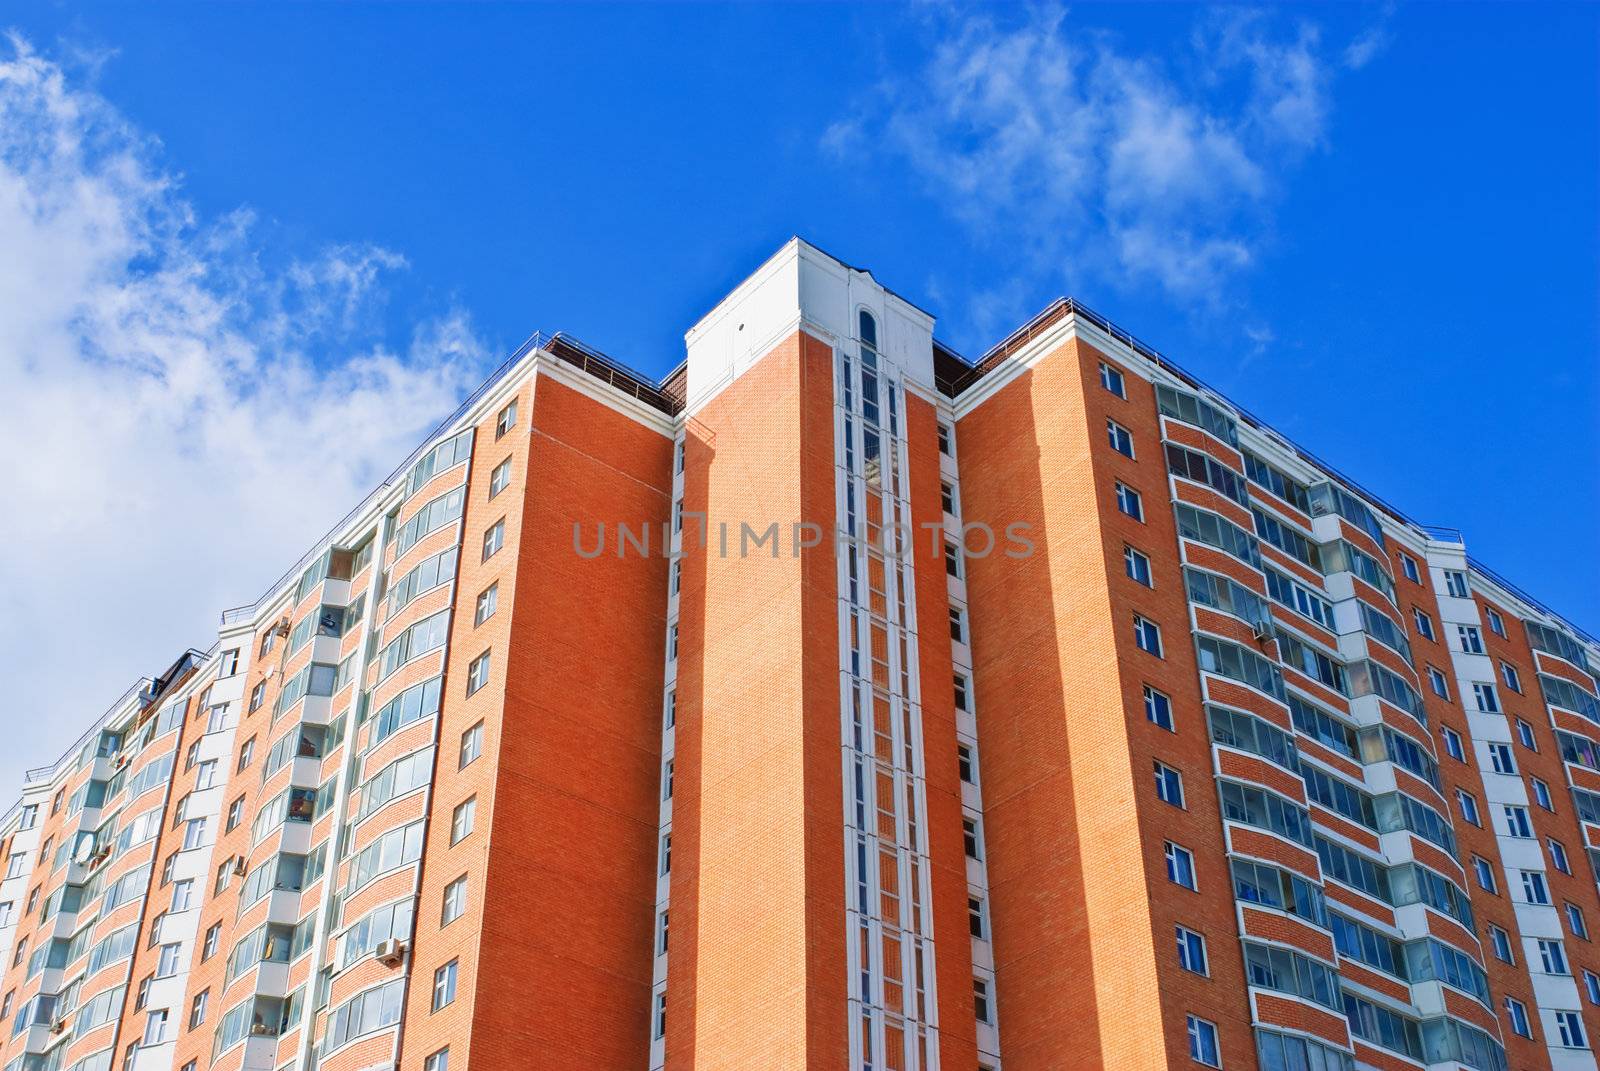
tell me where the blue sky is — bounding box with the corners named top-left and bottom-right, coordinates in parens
top-left (0, 4), bottom-right (1595, 781)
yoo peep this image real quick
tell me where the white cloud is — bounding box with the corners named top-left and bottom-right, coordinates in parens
top-left (0, 36), bottom-right (487, 792)
top-left (831, 5), bottom-right (1378, 324)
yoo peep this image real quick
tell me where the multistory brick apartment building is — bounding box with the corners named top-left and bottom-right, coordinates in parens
top-left (1, 237), bottom-right (1597, 1071)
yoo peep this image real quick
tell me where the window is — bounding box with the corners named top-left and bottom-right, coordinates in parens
top-left (1187, 1015), bottom-right (1220, 1067)
top-left (157, 942), bottom-right (183, 977)
top-left (441, 876), bottom-right (467, 926)
top-left (1557, 1010), bottom-right (1588, 1049)
top-left (450, 797), bottom-right (476, 844)
top-left (1488, 741), bottom-right (1515, 774)
top-left (1516, 718), bottom-right (1538, 750)
top-left (1486, 607), bottom-right (1507, 636)
top-left (219, 649), bottom-right (240, 676)
top-left (1426, 666), bottom-right (1449, 698)
top-left (196, 758), bottom-right (218, 789)
top-left (206, 704), bottom-right (233, 733)
top-left (1165, 842), bottom-right (1196, 890)
top-left (432, 960), bottom-right (458, 1011)
top-left (1144, 685), bottom-right (1173, 730)
top-left (963, 819), bottom-right (981, 860)
top-left (1570, 903), bottom-right (1591, 940)
top-left (189, 989), bottom-right (208, 1028)
top-left (459, 722), bottom-right (483, 768)
top-left (1471, 682), bottom-right (1499, 713)
top-left (202, 923), bottom-right (220, 961)
top-left (1114, 481), bottom-right (1144, 521)
top-left (495, 399), bottom-right (517, 439)
top-left (224, 797), bottom-right (244, 833)
top-left (1442, 727), bottom-right (1465, 762)
top-left (1176, 927), bottom-right (1208, 975)
top-left (1533, 777), bottom-right (1554, 811)
top-left (1107, 419), bottom-right (1134, 458)
top-left (183, 817), bottom-right (207, 850)
top-left (1540, 938), bottom-right (1570, 975)
top-left (1134, 615), bottom-right (1163, 657)
top-left (248, 682), bottom-right (266, 713)
top-left (944, 540), bottom-right (962, 579)
top-left (1456, 790), bottom-right (1481, 826)
top-left (1098, 361), bottom-right (1126, 398)
top-left (954, 674), bottom-right (970, 712)
top-left (172, 879), bottom-right (194, 912)
top-left (1501, 661), bottom-right (1523, 693)
top-left (949, 607), bottom-right (965, 644)
top-left (957, 745), bottom-right (975, 784)
top-left (488, 458), bottom-right (511, 498)
top-left (238, 736), bottom-right (255, 771)
top-left (1444, 569), bottom-right (1470, 598)
top-left (973, 978), bottom-right (991, 1024)
top-left (482, 518), bottom-right (505, 560)
top-left (659, 910), bottom-right (670, 953)
top-left (1413, 608), bottom-right (1436, 641)
top-left (425, 1049), bottom-right (450, 1071)
top-left (1472, 856), bottom-right (1498, 894)
top-left (1502, 804), bottom-right (1532, 838)
top-left (1124, 546), bottom-right (1152, 587)
top-left (1522, 869), bottom-right (1551, 905)
top-left (940, 482), bottom-right (956, 515)
top-left (475, 583), bottom-right (498, 626)
top-left (1505, 997), bottom-right (1532, 1038)
top-left (937, 423), bottom-right (952, 456)
top-left (465, 651), bottom-right (491, 696)
top-left (1457, 624), bottom-right (1484, 654)
top-left (1552, 839), bottom-right (1573, 875)
top-left (1154, 762), bottom-right (1185, 807)
top-left (1399, 553), bottom-right (1420, 583)
top-left (660, 834), bottom-right (671, 875)
top-left (1490, 925), bottom-right (1514, 963)
top-left (144, 1009), bottom-right (168, 1045)
top-left (654, 992), bottom-right (667, 1039)
top-left (1585, 970), bottom-right (1600, 1006)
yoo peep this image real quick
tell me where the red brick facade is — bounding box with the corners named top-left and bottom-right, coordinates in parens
top-left (0, 242), bottom-right (1596, 1071)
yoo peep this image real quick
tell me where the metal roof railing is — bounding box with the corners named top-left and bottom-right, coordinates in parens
top-left (1468, 556), bottom-right (1599, 649)
top-left (544, 333), bottom-right (679, 414)
top-left (946, 296), bottom-right (1597, 648)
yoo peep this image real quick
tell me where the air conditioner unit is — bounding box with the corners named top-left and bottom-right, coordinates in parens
top-left (233, 857), bottom-right (247, 876)
top-left (1251, 621), bottom-right (1274, 642)
top-left (273, 617), bottom-right (292, 638)
top-left (373, 939), bottom-right (408, 967)
top-left (50, 1019), bottom-right (68, 1035)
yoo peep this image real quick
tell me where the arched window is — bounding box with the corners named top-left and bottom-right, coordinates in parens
top-left (858, 309), bottom-right (878, 354)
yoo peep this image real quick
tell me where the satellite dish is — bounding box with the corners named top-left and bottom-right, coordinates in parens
top-left (71, 836), bottom-right (94, 865)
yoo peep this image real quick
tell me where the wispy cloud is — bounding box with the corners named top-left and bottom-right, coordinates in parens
top-left (0, 36), bottom-right (487, 790)
top-left (827, 5), bottom-right (1381, 332)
